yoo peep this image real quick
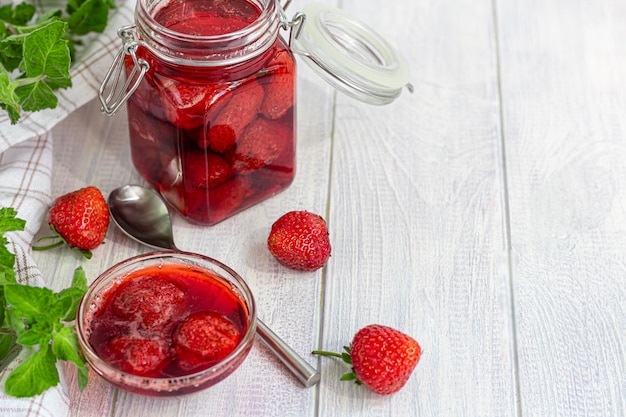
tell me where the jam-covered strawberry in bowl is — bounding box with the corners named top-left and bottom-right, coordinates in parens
top-left (76, 252), bottom-right (256, 396)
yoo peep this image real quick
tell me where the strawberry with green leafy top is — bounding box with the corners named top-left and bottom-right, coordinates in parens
top-left (314, 324), bottom-right (421, 395)
top-left (34, 186), bottom-right (110, 259)
top-left (267, 210), bottom-right (331, 271)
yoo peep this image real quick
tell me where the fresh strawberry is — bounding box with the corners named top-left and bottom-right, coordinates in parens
top-left (34, 186), bottom-right (110, 259)
top-left (313, 324), bottom-right (421, 395)
top-left (183, 149), bottom-right (234, 189)
top-left (267, 210), bottom-right (331, 271)
top-left (103, 336), bottom-right (170, 376)
top-left (230, 118), bottom-right (290, 174)
top-left (207, 79), bottom-right (264, 153)
top-left (259, 48), bottom-right (295, 120)
top-left (173, 312), bottom-right (241, 365)
top-left (111, 275), bottom-right (186, 334)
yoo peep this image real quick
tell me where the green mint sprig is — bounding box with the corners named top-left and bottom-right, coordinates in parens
top-left (0, 207), bottom-right (88, 398)
top-left (0, 0), bottom-right (115, 124)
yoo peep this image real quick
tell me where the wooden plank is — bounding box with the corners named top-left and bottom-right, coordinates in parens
top-left (39, 0), bottom-right (338, 412)
top-left (496, 0), bottom-right (626, 415)
top-left (315, 0), bottom-right (517, 415)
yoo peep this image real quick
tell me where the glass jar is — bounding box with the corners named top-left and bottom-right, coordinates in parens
top-left (100, 0), bottom-right (410, 225)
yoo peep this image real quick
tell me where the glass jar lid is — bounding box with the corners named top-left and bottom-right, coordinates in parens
top-left (290, 2), bottom-right (411, 105)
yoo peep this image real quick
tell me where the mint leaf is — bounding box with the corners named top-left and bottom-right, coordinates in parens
top-left (16, 321), bottom-right (53, 347)
top-left (0, 334), bottom-right (13, 359)
top-left (37, 9), bottom-right (63, 24)
top-left (0, 208), bottom-right (24, 284)
top-left (56, 267), bottom-right (87, 321)
top-left (0, 263), bottom-right (16, 285)
top-left (0, 1), bottom-right (115, 123)
top-left (4, 344), bottom-right (60, 397)
top-left (67, 0), bottom-right (110, 35)
top-left (71, 266), bottom-right (88, 291)
top-left (52, 326), bottom-right (83, 367)
top-left (22, 20), bottom-right (71, 89)
top-left (0, 208), bottom-right (27, 234)
top-left (0, 3), bottom-right (35, 26)
top-left (76, 362), bottom-right (89, 390)
top-left (14, 78), bottom-right (58, 112)
top-left (0, 37), bottom-right (25, 73)
top-left (5, 284), bottom-right (56, 322)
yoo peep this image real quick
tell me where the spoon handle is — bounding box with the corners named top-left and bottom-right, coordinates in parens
top-left (256, 319), bottom-right (320, 388)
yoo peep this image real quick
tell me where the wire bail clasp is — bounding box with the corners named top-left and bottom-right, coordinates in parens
top-left (98, 25), bottom-right (150, 116)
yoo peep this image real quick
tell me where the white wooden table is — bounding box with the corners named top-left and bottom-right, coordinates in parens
top-left (31, 0), bottom-right (626, 415)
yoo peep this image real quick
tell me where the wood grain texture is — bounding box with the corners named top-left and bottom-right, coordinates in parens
top-left (315, 0), bottom-right (516, 416)
top-left (497, 0), bottom-right (626, 416)
top-left (27, 0), bottom-right (626, 415)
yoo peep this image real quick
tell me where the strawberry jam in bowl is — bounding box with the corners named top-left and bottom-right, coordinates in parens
top-left (77, 252), bottom-right (256, 396)
top-left (117, 0), bottom-right (296, 225)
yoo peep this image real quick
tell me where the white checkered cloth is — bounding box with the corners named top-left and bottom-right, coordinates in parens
top-left (0, 1), bottom-right (134, 415)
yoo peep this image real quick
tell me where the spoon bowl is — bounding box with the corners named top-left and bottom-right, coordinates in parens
top-left (108, 185), bottom-right (177, 250)
top-left (107, 184), bottom-right (320, 388)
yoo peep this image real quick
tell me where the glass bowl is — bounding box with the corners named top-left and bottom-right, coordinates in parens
top-left (76, 251), bottom-right (257, 396)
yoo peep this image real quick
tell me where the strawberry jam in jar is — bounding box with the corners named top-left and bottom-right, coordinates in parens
top-left (101, 0), bottom-right (412, 225)
top-left (109, 0), bottom-right (295, 225)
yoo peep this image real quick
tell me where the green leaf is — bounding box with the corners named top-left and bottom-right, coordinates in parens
top-left (71, 266), bottom-right (88, 292)
top-left (36, 9), bottom-right (63, 25)
top-left (67, 0), bottom-right (110, 35)
top-left (340, 372), bottom-right (358, 382)
top-left (0, 1), bottom-right (114, 122)
top-left (21, 20), bottom-right (71, 89)
top-left (0, 208), bottom-right (24, 274)
top-left (0, 208), bottom-right (26, 234)
top-left (0, 261), bottom-right (16, 284)
top-left (56, 267), bottom-right (87, 321)
top-left (0, 67), bottom-right (20, 123)
top-left (52, 326), bottom-right (84, 367)
top-left (4, 284), bottom-right (56, 322)
top-left (0, 333), bottom-right (14, 361)
top-left (14, 79), bottom-right (58, 111)
top-left (6, 308), bottom-right (26, 337)
top-left (54, 290), bottom-right (73, 320)
top-left (76, 363), bottom-right (89, 390)
top-left (4, 344), bottom-right (60, 397)
top-left (0, 38), bottom-right (24, 72)
top-left (0, 3), bottom-right (36, 26)
top-left (16, 322), bottom-right (52, 347)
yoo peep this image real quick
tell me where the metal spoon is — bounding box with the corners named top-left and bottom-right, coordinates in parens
top-left (107, 184), bottom-right (320, 388)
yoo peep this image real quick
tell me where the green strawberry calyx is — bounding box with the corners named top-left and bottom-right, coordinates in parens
top-left (312, 345), bottom-right (362, 385)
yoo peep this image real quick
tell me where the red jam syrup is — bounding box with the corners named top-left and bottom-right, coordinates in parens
top-left (87, 263), bottom-right (250, 378)
top-left (127, 0), bottom-right (296, 225)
